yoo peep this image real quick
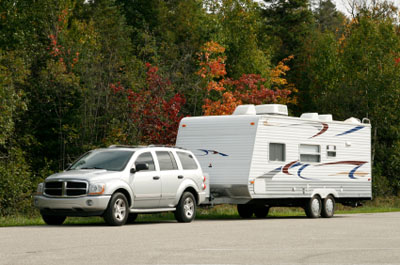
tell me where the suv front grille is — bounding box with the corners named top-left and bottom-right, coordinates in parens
top-left (44, 181), bottom-right (88, 197)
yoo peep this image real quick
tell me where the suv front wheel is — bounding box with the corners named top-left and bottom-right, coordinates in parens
top-left (104, 192), bottom-right (129, 226)
top-left (174, 192), bottom-right (196, 223)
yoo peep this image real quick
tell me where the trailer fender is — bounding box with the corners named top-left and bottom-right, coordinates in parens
top-left (311, 188), bottom-right (339, 199)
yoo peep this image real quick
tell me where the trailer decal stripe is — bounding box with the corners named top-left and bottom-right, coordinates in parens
top-left (297, 164), bottom-right (313, 180)
top-left (197, 149), bottom-right (229, 157)
top-left (349, 164), bottom-right (365, 179)
top-left (310, 122), bottom-right (329, 138)
top-left (336, 126), bottom-right (364, 136)
top-left (282, 161), bottom-right (298, 175)
top-left (257, 161), bottom-right (368, 180)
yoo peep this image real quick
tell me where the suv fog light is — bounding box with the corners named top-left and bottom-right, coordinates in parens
top-left (86, 200), bottom-right (93, 206)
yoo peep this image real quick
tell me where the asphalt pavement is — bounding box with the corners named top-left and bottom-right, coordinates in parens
top-left (1, 212), bottom-right (400, 265)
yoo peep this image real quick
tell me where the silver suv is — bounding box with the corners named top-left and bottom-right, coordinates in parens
top-left (34, 146), bottom-right (207, 226)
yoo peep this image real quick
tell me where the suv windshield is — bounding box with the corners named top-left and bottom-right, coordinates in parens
top-left (69, 150), bottom-right (135, 171)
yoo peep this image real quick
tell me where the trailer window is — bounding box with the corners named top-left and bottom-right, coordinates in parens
top-left (300, 144), bottom-right (320, 163)
top-left (327, 145), bottom-right (336, 157)
top-left (269, 143), bottom-right (286, 161)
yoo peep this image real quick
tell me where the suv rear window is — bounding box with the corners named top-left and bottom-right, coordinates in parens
top-left (177, 152), bottom-right (198, 170)
top-left (156, 151), bottom-right (178, 171)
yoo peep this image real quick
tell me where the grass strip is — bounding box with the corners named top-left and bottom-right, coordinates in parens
top-left (1, 197), bottom-right (400, 227)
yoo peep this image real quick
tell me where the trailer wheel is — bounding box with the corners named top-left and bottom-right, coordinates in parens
top-left (237, 204), bottom-right (253, 218)
top-left (305, 195), bottom-right (322, 218)
top-left (321, 195), bottom-right (335, 218)
top-left (254, 205), bottom-right (270, 218)
top-left (174, 192), bottom-right (196, 223)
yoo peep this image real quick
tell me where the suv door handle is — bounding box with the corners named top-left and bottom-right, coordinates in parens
top-left (153, 176), bottom-right (160, 180)
top-left (178, 175), bottom-right (184, 179)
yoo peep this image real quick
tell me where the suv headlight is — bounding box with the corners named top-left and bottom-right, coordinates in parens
top-left (89, 183), bottom-right (105, 195)
top-left (36, 183), bottom-right (44, 195)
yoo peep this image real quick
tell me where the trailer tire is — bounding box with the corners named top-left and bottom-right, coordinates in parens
top-left (321, 195), bottom-right (335, 218)
top-left (103, 192), bottom-right (129, 226)
top-left (42, 215), bottom-right (66, 225)
top-left (174, 192), bottom-right (196, 223)
top-left (305, 195), bottom-right (322, 218)
top-left (237, 204), bottom-right (253, 218)
top-left (254, 205), bottom-right (270, 218)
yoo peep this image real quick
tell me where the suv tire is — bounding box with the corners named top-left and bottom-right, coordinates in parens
top-left (174, 192), bottom-right (196, 223)
top-left (42, 214), bottom-right (66, 225)
top-left (104, 192), bottom-right (129, 226)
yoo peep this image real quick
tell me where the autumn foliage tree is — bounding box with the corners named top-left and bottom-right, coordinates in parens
top-left (112, 63), bottom-right (185, 145)
top-left (197, 41), bottom-right (297, 115)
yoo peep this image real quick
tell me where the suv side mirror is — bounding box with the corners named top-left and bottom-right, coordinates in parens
top-left (131, 163), bottom-right (149, 173)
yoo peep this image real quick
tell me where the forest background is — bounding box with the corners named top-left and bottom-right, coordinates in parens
top-left (1, 0), bottom-right (400, 216)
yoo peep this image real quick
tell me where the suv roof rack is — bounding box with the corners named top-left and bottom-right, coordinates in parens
top-left (108, 144), bottom-right (187, 150)
top-left (108, 145), bottom-right (146, 148)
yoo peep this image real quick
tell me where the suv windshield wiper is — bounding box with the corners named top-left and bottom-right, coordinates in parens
top-left (80, 167), bottom-right (105, 170)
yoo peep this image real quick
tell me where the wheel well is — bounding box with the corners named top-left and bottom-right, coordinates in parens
top-left (183, 187), bottom-right (198, 204)
top-left (114, 188), bottom-right (132, 207)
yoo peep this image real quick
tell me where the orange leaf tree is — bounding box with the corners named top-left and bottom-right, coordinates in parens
top-left (197, 41), bottom-right (297, 115)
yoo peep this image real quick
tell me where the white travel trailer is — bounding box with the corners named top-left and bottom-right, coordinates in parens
top-left (176, 104), bottom-right (372, 218)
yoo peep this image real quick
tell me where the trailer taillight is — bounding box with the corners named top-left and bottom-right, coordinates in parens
top-left (203, 175), bottom-right (206, 182)
top-left (202, 183), bottom-right (207, 190)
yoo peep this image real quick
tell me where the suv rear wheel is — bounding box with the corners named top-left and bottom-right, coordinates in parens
top-left (174, 192), bottom-right (196, 223)
top-left (104, 192), bottom-right (129, 226)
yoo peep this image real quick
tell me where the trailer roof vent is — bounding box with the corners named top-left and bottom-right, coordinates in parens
top-left (232, 104), bottom-right (256, 115)
top-left (344, 117), bottom-right (361, 124)
top-left (318, 114), bottom-right (333, 122)
top-left (300, 113), bottom-right (319, 120)
top-left (255, 104), bottom-right (288, 116)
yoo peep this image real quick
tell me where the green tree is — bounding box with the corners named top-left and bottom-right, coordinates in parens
top-left (206, 0), bottom-right (271, 78)
top-left (263, 0), bottom-right (315, 62)
top-left (300, 10), bottom-right (400, 195)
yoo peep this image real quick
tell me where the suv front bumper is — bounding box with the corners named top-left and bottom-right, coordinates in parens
top-left (34, 195), bottom-right (111, 216)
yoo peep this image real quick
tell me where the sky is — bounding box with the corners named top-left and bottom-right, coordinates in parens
top-left (333, 0), bottom-right (400, 16)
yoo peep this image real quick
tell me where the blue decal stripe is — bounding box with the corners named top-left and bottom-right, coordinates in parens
top-left (349, 164), bottom-right (363, 179)
top-left (298, 164), bottom-right (313, 180)
top-left (336, 126), bottom-right (364, 136)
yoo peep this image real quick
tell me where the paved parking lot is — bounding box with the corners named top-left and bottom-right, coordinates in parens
top-left (1, 212), bottom-right (400, 265)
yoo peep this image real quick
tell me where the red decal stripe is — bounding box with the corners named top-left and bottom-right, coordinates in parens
top-left (311, 123), bottom-right (329, 138)
top-left (282, 161), bottom-right (298, 175)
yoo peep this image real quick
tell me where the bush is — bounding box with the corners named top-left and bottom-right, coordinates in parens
top-left (0, 146), bottom-right (33, 216)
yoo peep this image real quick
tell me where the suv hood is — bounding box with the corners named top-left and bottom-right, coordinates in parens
top-left (46, 169), bottom-right (122, 182)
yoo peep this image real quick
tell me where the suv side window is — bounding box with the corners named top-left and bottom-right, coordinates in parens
top-left (156, 151), bottom-right (178, 171)
top-left (135, 152), bottom-right (155, 171)
top-left (177, 152), bottom-right (198, 170)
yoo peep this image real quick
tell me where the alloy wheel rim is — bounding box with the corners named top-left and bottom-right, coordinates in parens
top-left (114, 198), bottom-right (126, 221)
top-left (183, 197), bottom-right (194, 218)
